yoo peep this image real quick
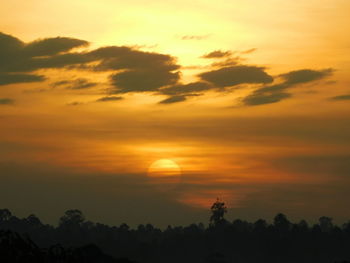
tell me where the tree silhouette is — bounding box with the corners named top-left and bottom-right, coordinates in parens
top-left (1, 208), bottom-right (350, 263)
top-left (59, 209), bottom-right (85, 227)
top-left (26, 214), bottom-right (42, 226)
top-left (319, 216), bottom-right (333, 233)
top-left (0, 209), bottom-right (12, 222)
top-left (210, 198), bottom-right (227, 226)
top-left (273, 213), bottom-right (290, 233)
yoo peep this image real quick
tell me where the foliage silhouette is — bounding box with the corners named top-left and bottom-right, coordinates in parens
top-left (0, 229), bottom-right (137, 262)
top-left (0, 205), bottom-right (350, 262)
top-left (209, 198), bottom-right (227, 226)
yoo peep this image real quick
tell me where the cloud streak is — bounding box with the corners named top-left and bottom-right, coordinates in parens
top-left (0, 73), bottom-right (45, 85)
top-left (242, 69), bottom-right (333, 106)
top-left (160, 82), bottom-right (213, 96)
top-left (53, 78), bottom-right (97, 90)
top-left (201, 50), bottom-right (232, 59)
top-left (0, 98), bottom-right (14, 105)
top-left (159, 95), bottom-right (187, 104)
top-left (199, 65), bottom-right (273, 87)
top-left (330, 94), bottom-right (350, 101)
top-left (96, 96), bottom-right (123, 102)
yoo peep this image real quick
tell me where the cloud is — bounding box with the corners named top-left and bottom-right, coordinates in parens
top-left (24, 53), bottom-right (90, 71)
top-left (241, 68), bottom-right (334, 106)
top-left (88, 46), bottom-right (179, 72)
top-left (110, 69), bottom-right (180, 93)
top-left (159, 95), bottom-right (187, 104)
top-left (210, 58), bottom-right (239, 68)
top-left (87, 47), bottom-right (180, 93)
top-left (330, 94), bottom-right (350, 101)
top-left (0, 32), bottom-right (90, 75)
top-left (0, 98), bottom-right (14, 105)
top-left (0, 32), bottom-right (24, 61)
top-left (199, 65), bottom-right (273, 87)
top-left (160, 67), bottom-right (330, 105)
top-left (1, 32), bottom-right (181, 95)
top-left (52, 80), bottom-right (70, 87)
top-left (160, 82), bottom-right (213, 95)
top-left (280, 69), bottom-right (333, 85)
top-left (23, 37), bottom-right (88, 57)
top-left (240, 48), bottom-right (257, 54)
top-left (201, 49), bottom-right (241, 67)
top-left (242, 92), bottom-right (291, 106)
top-left (96, 96), bottom-right (123, 102)
top-left (0, 73), bottom-right (45, 85)
top-left (67, 79), bottom-right (97, 90)
top-left (66, 101), bottom-right (83, 106)
top-left (53, 78), bottom-right (97, 90)
top-left (202, 50), bottom-right (232, 59)
top-left (0, 31), bottom-right (337, 107)
top-left (181, 35), bottom-right (210, 40)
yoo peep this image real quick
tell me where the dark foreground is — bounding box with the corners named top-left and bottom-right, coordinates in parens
top-left (1, 209), bottom-right (350, 263)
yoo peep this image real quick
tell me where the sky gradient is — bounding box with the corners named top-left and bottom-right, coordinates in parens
top-left (1, 0), bottom-right (350, 227)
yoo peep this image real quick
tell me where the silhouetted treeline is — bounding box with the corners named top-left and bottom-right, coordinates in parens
top-left (1, 208), bottom-right (350, 263)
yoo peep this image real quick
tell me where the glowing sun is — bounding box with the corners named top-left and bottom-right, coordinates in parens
top-left (148, 159), bottom-right (182, 180)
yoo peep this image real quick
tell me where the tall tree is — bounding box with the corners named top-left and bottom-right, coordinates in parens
top-left (210, 198), bottom-right (227, 226)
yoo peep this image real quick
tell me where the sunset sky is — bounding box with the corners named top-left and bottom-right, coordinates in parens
top-left (1, 0), bottom-right (350, 227)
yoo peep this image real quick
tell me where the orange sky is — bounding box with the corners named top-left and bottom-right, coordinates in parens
top-left (0, 0), bottom-right (350, 226)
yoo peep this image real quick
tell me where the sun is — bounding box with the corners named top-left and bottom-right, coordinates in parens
top-left (148, 159), bottom-right (182, 178)
top-left (147, 159), bottom-right (182, 187)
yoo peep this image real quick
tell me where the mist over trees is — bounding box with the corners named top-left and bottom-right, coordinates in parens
top-left (1, 202), bottom-right (350, 263)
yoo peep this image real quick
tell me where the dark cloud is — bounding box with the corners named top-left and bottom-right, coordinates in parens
top-left (0, 98), bottom-right (14, 105)
top-left (330, 94), bottom-right (350, 101)
top-left (280, 69), bottom-right (333, 85)
top-left (23, 37), bottom-right (88, 57)
top-left (241, 68), bottom-right (334, 106)
top-left (1, 53), bottom-right (89, 72)
top-left (0, 32), bottom-right (24, 62)
top-left (0, 32), bottom-right (90, 75)
top-left (0, 32), bottom-right (180, 94)
top-left (96, 96), bottom-right (123, 102)
top-left (210, 58), bottom-right (239, 68)
top-left (0, 73), bottom-right (45, 85)
top-left (67, 79), bottom-right (97, 90)
top-left (88, 47), bottom-right (180, 93)
top-left (240, 48), bottom-right (257, 54)
top-left (160, 66), bottom-right (330, 105)
top-left (52, 80), bottom-right (70, 87)
top-left (160, 82), bottom-right (213, 95)
top-left (66, 101), bottom-right (83, 106)
top-left (24, 53), bottom-right (90, 71)
top-left (88, 46), bottom-right (179, 72)
top-left (201, 50), bottom-right (232, 59)
top-left (0, 31), bottom-right (336, 107)
top-left (110, 69), bottom-right (180, 93)
top-left (201, 49), bottom-right (241, 67)
top-left (53, 78), bottom-right (97, 90)
top-left (199, 65), bottom-right (273, 87)
top-left (159, 95), bottom-right (187, 104)
top-left (256, 83), bottom-right (288, 93)
top-left (242, 92), bottom-right (291, 106)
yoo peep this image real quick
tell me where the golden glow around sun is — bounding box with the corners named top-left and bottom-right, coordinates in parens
top-left (148, 159), bottom-right (182, 178)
